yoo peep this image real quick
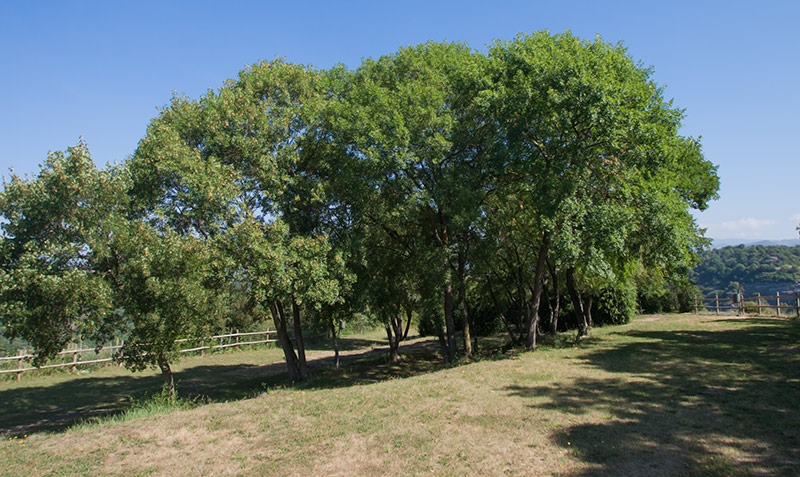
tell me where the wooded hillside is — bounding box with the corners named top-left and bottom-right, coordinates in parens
top-left (691, 245), bottom-right (800, 295)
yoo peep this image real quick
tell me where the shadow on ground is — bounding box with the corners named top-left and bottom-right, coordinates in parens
top-left (505, 317), bottom-right (800, 476)
top-left (0, 335), bottom-right (447, 436)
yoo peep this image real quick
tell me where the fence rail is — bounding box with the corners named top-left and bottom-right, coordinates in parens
top-left (694, 292), bottom-right (800, 318)
top-left (0, 329), bottom-right (277, 381)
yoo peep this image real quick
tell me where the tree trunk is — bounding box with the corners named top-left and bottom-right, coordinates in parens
top-left (585, 294), bottom-right (594, 328)
top-left (548, 264), bottom-right (560, 335)
top-left (459, 285), bottom-right (472, 358)
top-left (566, 268), bottom-right (589, 338)
top-left (157, 356), bottom-right (175, 397)
top-left (487, 273), bottom-right (519, 345)
top-left (524, 233), bottom-right (549, 351)
top-left (329, 319), bottom-right (340, 369)
top-left (386, 315), bottom-right (402, 363)
top-left (444, 281), bottom-right (457, 362)
top-left (465, 295), bottom-right (477, 354)
top-left (403, 307), bottom-right (412, 340)
top-left (270, 301), bottom-right (300, 381)
top-left (437, 330), bottom-right (448, 363)
top-left (457, 250), bottom-right (473, 359)
top-left (291, 298), bottom-right (308, 379)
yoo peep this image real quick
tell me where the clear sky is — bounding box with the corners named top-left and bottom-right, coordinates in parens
top-left (1, 0), bottom-right (798, 241)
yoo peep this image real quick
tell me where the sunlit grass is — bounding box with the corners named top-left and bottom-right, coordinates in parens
top-left (1, 315), bottom-right (798, 476)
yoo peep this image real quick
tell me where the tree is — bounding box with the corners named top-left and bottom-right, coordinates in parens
top-left (130, 60), bottom-right (345, 380)
top-left (105, 220), bottom-right (218, 394)
top-left (0, 143), bottom-right (220, 394)
top-left (0, 142), bottom-right (120, 363)
top-left (331, 42), bottom-right (495, 362)
top-left (487, 31), bottom-right (718, 346)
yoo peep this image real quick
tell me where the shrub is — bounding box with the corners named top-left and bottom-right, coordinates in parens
top-left (417, 312), bottom-right (442, 338)
top-left (593, 279), bottom-right (638, 325)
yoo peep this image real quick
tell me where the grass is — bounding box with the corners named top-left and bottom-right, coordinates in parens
top-left (0, 330), bottom-right (391, 435)
top-left (1, 314), bottom-right (799, 476)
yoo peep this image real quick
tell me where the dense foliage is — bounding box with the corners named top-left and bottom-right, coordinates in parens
top-left (0, 31), bottom-right (719, 389)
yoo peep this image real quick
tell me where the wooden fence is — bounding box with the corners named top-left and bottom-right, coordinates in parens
top-left (694, 292), bottom-right (800, 318)
top-left (0, 329), bottom-right (277, 381)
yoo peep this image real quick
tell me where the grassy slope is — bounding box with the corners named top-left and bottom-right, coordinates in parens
top-left (1, 314), bottom-right (799, 476)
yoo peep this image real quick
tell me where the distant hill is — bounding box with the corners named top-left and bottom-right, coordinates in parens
top-left (711, 238), bottom-right (800, 248)
top-left (692, 244), bottom-right (800, 296)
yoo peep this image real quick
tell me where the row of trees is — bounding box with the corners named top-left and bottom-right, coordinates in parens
top-left (0, 32), bottom-right (718, 391)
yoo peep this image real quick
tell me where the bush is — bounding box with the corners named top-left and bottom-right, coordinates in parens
top-left (743, 301), bottom-right (760, 314)
top-left (593, 279), bottom-right (637, 325)
top-left (636, 272), bottom-right (700, 314)
top-left (417, 312), bottom-right (442, 338)
top-left (470, 305), bottom-right (504, 337)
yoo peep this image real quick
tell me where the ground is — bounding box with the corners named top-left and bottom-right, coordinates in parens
top-left (1, 314), bottom-right (798, 476)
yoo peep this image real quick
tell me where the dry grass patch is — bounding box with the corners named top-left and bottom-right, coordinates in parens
top-left (2, 314), bottom-right (799, 476)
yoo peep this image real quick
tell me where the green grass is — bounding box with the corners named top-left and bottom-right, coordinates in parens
top-left (0, 334), bottom-right (392, 435)
top-left (1, 315), bottom-right (799, 476)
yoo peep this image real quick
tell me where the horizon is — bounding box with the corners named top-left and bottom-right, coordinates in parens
top-left (2, 1), bottom-right (798, 241)
top-left (711, 238), bottom-right (800, 248)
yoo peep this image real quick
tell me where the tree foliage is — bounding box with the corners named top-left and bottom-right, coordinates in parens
top-left (0, 31), bottom-right (720, 386)
top-left (0, 143), bottom-right (120, 363)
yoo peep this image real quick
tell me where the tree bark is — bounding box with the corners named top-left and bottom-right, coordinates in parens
top-left (566, 268), bottom-right (589, 338)
top-left (486, 273), bottom-right (519, 345)
top-left (437, 330), bottom-right (448, 363)
top-left (329, 319), bottom-right (340, 369)
top-left (444, 281), bottom-right (457, 362)
top-left (157, 356), bottom-right (175, 397)
top-left (386, 314), bottom-right (402, 363)
top-left (524, 233), bottom-right (549, 351)
top-left (291, 298), bottom-right (308, 379)
top-left (585, 294), bottom-right (593, 328)
top-left (457, 251), bottom-right (472, 358)
top-left (548, 263), bottom-right (560, 335)
top-left (270, 301), bottom-right (300, 381)
top-left (403, 307), bottom-right (412, 340)
top-left (464, 295), bottom-right (477, 354)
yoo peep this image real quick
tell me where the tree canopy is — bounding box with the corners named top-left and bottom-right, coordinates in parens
top-left (0, 31), bottom-right (719, 387)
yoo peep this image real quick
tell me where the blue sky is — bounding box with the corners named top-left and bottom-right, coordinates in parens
top-left (1, 1), bottom-right (798, 241)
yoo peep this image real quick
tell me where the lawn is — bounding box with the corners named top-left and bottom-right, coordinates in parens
top-left (1, 314), bottom-right (798, 476)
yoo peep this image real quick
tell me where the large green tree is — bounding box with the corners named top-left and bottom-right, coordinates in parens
top-left (131, 60), bottom-right (345, 380)
top-left (487, 31), bottom-right (718, 347)
top-left (105, 220), bottom-right (218, 394)
top-left (331, 42), bottom-right (495, 362)
top-left (0, 143), bottom-right (119, 362)
top-left (0, 143), bottom-right (218, 393)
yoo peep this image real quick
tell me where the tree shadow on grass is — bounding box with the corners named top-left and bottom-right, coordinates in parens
top-left (0, 335), bottom-right (451, 436)
top-left (505, 318), bottom-right (800, 475)
top-left (302, 336), bottom-right (388, 353)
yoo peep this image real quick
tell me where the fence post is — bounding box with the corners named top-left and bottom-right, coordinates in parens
top-left (16, 349), bottom-right (24, 382)
top-left (776, 291), bottom-right (781, 317)
top-left (756, 292), bottom-right (761, 315)
top-left (795, 291), bottom-right (800, 319)
top-left (715, 294), bottom-right (720, 315)
top-left (71, 348), bottom-right (79, 373)
top-left (235, 330), bottom-right (240, 350)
